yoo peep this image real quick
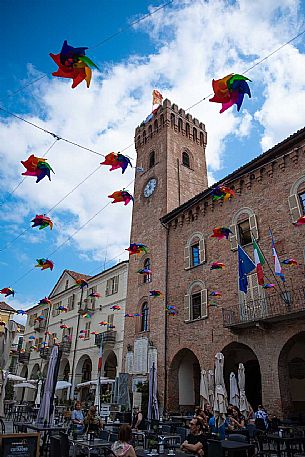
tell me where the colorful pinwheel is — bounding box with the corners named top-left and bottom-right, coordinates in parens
top-left (126, 243), bottom-right (148, 256)
top-left (211, 227), bottom-right (232, 240)
top-left (137, 268), bottom-right (151, 275)
top-left (38, 297), bottom-right (52, 306)
top-left (35, 258), bottom-right (54, 270)
top-left (149, 290), bottom-right (162, 297)
top-left (0, 287), bottom-right (15, 297)
top-left (21, 155), bottom-right (54, 183)
top-left (210, 262), bottom-right (225, 270)
top-left (211, 185), bottom-right (235, 202)
top-left (111, 305), bottom-right (121, 310)
top-left (60, 324), bottom-right (69, 329)
top-left (101, 152), bottom-right (132, 174)
top-left (108, 190), bottom-right (134, 205)
top-left (99, 321), bottom-right (108, 326)
top-left (91, 331), bottom-right (100, 335)
top-left (57, 305), bottom-right (68, 312)
top-left (124, 313), bottom-right (134, 318)
top-left (133, 313), bottom-right (142, 317)
top-left (209, 73), bottom-right (251, 113)
top-left (75, 278), bottom-right (89, 289)
top-left (31, 214), bottom-right (53, 230)
top-left (50, 40), bottom-right (98, 89)
top-left (16, 310), bottom-right (27, 315)
top-left (89, 291), bottom-right (101, 298)
top-left (210, 291), bottom-right (222, 297)
top-left (263, 284), bottom-right (275, 289)
top-left (282, 258), bottom-right (298, 266)
top-left (29, 335), bottom-right (36, 340)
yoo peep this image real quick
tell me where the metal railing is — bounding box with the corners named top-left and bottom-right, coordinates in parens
top-left (60, 341), bottom-right (72, 354)
top-left (39, 347), bottom-right (51, 360)
top-left (34, 320), bottom-right (47, 332)
top-left (95, 330), bottom-right (116, 348)
top-left (223, 288), bottom-right (305, 329)
top-left (18, 351), bottom-right (30, 364)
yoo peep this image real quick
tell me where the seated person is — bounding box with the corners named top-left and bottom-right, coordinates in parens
top-left (195, 407), bottom-right (209, 429)
top-left (181, 417), bottom-right (206, 456)
top-left (71, 401), bottom-right (85, 433)
top-left (131, 408), bottom-right (143, 430)
top-left (112, 424), bottom-right (137, 457)
top-left (227, 406), bottom-right (245, 431)
top-left (208, 415), bottom-right (228, 440)
top-left (84, 406), bottom-right (104, 434)
top-left (203, 403), bottom-right (213, 420)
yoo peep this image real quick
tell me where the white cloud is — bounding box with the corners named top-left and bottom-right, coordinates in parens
top-left (0, 0), bottom-right (304, 264)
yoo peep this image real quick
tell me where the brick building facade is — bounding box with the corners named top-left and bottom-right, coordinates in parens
top-left (124, 98), bottom-right (305, 419)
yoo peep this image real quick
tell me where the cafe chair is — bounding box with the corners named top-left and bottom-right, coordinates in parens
top-left (207, 439), bottom-right (224, 457)
top-left (109, 433), bottom-right (119, 443)
top-left (161, 425), bottom-right (172, 433)
top-left (163, 436), bottom-right (182, 449)
top-left (60, 432), bottom-right (72, 457)
top-left (132, 431), bottom-right (146, 449)
top-left (99, 430), bottom-right (110, 441)
top-left (228, 434), bottom-right (249, 443)
top-left (0, 418), bottom-right (5, 434)
top-left (176, 427), bottom-right (188, 442)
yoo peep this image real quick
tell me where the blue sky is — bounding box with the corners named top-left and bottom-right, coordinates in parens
top-left (1, 0), bottom-right (305, 319)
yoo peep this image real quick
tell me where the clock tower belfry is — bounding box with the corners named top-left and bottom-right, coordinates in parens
top-left (123, 98), bottom-right (208, 409)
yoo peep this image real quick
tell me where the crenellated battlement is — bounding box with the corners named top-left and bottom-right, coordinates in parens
top-left (135, 98), bottom-right (207, 149)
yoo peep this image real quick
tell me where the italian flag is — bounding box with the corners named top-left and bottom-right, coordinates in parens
top-left (253, 238), bottom-right (265, 285)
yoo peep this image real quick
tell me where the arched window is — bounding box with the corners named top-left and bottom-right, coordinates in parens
top-left (184, 232), bottom-right (205, 269)
top-left (160, 114), bottom-right (164, 126)
top-left (182, 151), bottom-right (190, 168)
top-left (230, 208), bottom-right (259, 251)
top-left (154, 119), bottom-right (158, 133)
top-left (141, 302), bottom-right (149, 332)
top-left (148, 125), bottom-right (153, 138)
top-left (178, 118), bottom-right (183, 132)
top-left (193, 127), bottom-right (197, 142)
top-left (184, 281), bottom-right (208, 322)
top-left (143, 130), bottom-right (147, 144)
top-left (288, 175), bottom-right (305, 222)
top-left (186, 123), bottom-right (190, 137)
top-left (200, 132), bottom-right (204, 147)
top-left (149, 151), bottom-right (155, 169)
top-left (144, 258), bottom-right (151, 283)
top-left (171, 113), bottom-right (175, 128)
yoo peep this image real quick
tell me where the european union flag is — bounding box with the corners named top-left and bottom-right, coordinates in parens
top-left (238, 245), bottom-right (256, 293)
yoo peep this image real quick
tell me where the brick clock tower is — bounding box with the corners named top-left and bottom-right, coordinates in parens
top-left (123, 98), bottom-right (208, 410)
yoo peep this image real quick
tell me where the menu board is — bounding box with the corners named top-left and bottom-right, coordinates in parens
top-left (0, 433), bottom-right (40, 457)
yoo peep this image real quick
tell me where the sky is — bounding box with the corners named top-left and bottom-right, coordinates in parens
top-left (1, 0), bottom-right (305, 323)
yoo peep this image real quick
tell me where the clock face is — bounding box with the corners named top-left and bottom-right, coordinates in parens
top-left (144, 178), bottom-right (157, 198)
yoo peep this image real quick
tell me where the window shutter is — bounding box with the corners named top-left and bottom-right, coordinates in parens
top-left (114, 276), bottom-right (119, 293)
top-left (249, 214), bottom-right (259, 240)
top-left (201, 289), bottom-right (208, 317)
top-left (288, 194), bottom-right (302, 223)
top-left (184, 246), bottom-right (191, 269)
top-left (229, 224), bottom-right (238, 251)
top-left (105, 279), bottom-right (110, 296)
top-left (184, 294), bottom-right (190, 321)
top-left (199, 238), bottom-right (206, 263)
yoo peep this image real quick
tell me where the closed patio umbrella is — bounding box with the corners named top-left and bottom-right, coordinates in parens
top-left (229, 372), bottom-right (239, 407)
top-left (0, 321), bottom-right (18, 417)
top-left (36, 345), bottom-right (61, 425)
top-left (213, 353), bottom-right (227, 427)
top-left (200, 370), bottom-right (209, 406)
top-left (14, 382), bottom-right (36, 389)
top-left (7, 374), bottom-right (26, 382)
top-left (55, 381), bottom-right (72, 390)
top-left (35, 380), bottom-right (43, 406)
top-left (148, 362), bottom-right (159, 422)
top-left (238, 363), bottom-right (249, 416)
top-left (208, 369), bottom-right (214, 407)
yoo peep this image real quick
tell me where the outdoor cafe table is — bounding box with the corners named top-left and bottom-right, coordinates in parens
top-left (266, 433), bottom-right (305, 457)
top-left (220, 440), bottom-right (255, 456)
top-left (14, 422), bottom-right (66, 456)
top-left (136, 449), bottom-right (193, 457)
top-left (70, 437), bottom-right (111, 457)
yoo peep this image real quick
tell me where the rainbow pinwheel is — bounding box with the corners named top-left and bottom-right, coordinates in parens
top-left (38, 297), bottom-right (52, 306)
top-left (75, 278), bottom-right (89, 289)
top-left (133, 313), bottom-right (142, 317)
top-left (29, 335), bottom-right (36, 340)
top-left (108, 190), bottom-right (134, 205)
top-left (89, 291), bottom-right (101, 298)
top-left (16, 310), bottom-right (27, 315)
top-left (211, 227), bottom-right (232, 240)
top-left (166, 305), bottom-right (177, 316)
top-left (50, 40), bottom-right (98, 89)
top-left (99, 321), bottom-right (108, 326)
top-left (263, 284), bottom-right (275, 289)
top-left (149, 290), bottom-right (162, 297)
top-left (108, 324), bottom-right (115, 329)
top-left (125, 313), bottom-right (134, 318)
top-left (210, 262), bottom-right (225, 270)
top-left (210, 291), bottom-right (222, 297)
top-left (91, 331), bottom-right (100, 335)
top-left (211, 185), bottom-right (235, 202)
top-left (82, 313), bottom-right (92, 319)
top-left (209, 73), bottom-right (251, 113)
top-left (57, 305), bottom-right (68, 312)
top-left (31, 214), bottom-right (53, 230)
top-left (126, 243), bottom-right (148, 256)
top-left (0, 287), bottom-right (15, 297)
top-left (101, 152), bottom-right (132, 174)
top-left (282, 258), bottom-right (298, 266)
top-left (295, 216), bottom-right (305, 226)
top-left (35, 258), bottom-right (54, 270)
top-left (60, 324), bottom-right (69, 329)
top-left (137, 268), bottom-right (151, 275)
top-left (111, 305), bottom-right (121, 310)
top-left (21, 155), bottom-right (54, 183)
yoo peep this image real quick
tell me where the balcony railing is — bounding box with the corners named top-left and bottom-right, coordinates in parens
top-left (39, 347), bottom-right (51, 360)
top-left (95, 330), bottom-right (116, 348)
top-left (223, 288), bottom-right (305, 329)
top-left (60, 341), bottom-right (72, 354)
top-left (34, 320), bottom-right (47, 332)
top-left (18, 351), bottom-right (30, 364)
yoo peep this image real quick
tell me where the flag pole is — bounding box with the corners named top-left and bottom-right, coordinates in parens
top-left (268, 228), bottom-right (288, 293)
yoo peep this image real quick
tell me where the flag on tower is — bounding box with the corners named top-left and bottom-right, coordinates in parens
top-left (252, 238), bottom-right (265, 285)
top-left (269, 229), bottom-right (285, 282)
top-left (238, 245), bottom-right (256, 294)
top-left (152, 89), bottom-right (163, 106)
